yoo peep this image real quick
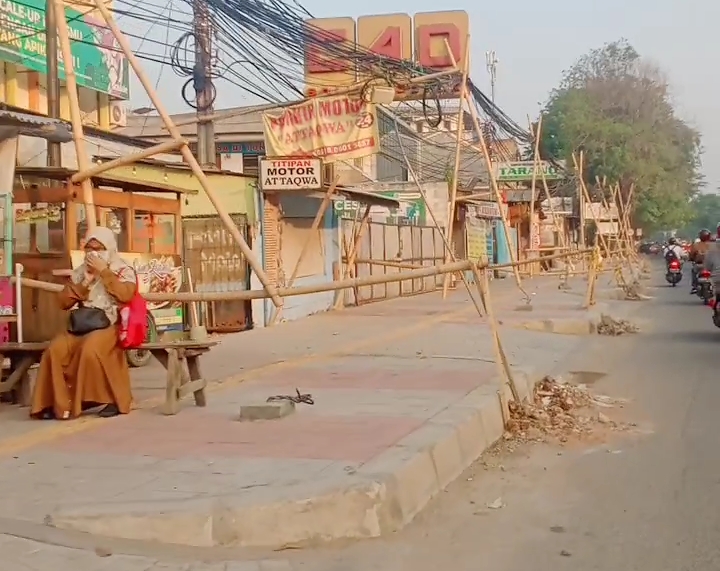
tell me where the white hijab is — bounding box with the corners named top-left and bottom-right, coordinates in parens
top-left (71, 227), bottom-right (135, 324)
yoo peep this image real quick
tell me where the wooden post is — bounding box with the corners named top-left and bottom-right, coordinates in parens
top-left (53, 0), bottom-right (96, 230)
top-left (92, 0), bottom-right (283, 309)
top-left (270, 178), bottom-right (339, 324)
top-left (471, 264), bottom-right (519, 402)
top-left (442, 39), bottom-right (471, 299)
top-left (583, 236), bottom-right (600, 309)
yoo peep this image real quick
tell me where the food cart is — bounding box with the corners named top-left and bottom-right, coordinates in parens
top-left (11, 165), bottom-right (188, 362)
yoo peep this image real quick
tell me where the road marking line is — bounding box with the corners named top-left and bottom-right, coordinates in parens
top-left (0, 304), bottom-right (475, 457)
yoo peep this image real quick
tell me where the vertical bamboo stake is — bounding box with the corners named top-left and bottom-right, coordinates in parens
top-left (471, 264), bottom-right (519, 402)
top-left (572, 153), bottom-right (609, 255)
top-left (528, 116), bottom-right (541, 277)
top-left (270, 178), bottom-right (339, 325)
top-left (583, 235), bottom-right (600, 309)
top-left (442, 39), bottom-right (471, 299)
top-left (334, 204), bottom-right (371, 310)
top-left (53, 0), bottom-right (96, 230)
top-left (92, 0), bottom-right (283, 309)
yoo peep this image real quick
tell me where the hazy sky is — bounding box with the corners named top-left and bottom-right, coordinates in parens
top-left (127, 0), bottom-right (720, 189)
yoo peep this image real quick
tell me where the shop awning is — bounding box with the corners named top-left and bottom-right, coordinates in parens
top-left (272, 184), bottom-right (401, 209)
top-left (0, 110), bottom-right (73, 143)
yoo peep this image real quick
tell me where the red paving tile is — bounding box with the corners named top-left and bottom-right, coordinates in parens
top-left (255, 368), bottom-right (496, 390)
top-left (48, 412), bottom-right (424, 462)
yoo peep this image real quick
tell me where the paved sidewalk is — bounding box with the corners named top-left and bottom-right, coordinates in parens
top-left (0, 272), bottom-right (637, 552)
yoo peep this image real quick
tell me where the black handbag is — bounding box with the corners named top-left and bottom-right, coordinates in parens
top-left (68, 304), bottom-right (111, 336)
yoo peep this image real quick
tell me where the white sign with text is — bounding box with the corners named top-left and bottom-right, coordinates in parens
top-left (259, 158), bottom-right (323, 191)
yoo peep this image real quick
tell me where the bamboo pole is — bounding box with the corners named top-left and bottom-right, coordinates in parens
top-left (92, 0), bottom-right (283, 309)
top-left (19, 249), bottom-right (592, 303)
top-left (464, 95), bottom-right (528, 302)
top-left (270, 178), bottom-right (339, 324)
top-left (442, 38), bottom-right (471, 299)
top-left (572, 153), bottom-right (609, 256)
top-left (392, 116), bottom-right (486, 318)
top-left (471, 265), bottom-right (519, 402)
top-left (527, 116), bottom-right (541, 277)
top-left (582, 235), bottom-right (600, 309)
top-left (71, 139), bottom-right (187, 183)
top-left (53, 0), bottom-right (96, 230)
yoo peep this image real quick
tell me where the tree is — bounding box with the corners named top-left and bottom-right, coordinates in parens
top-left (540, 39), bottom-right (703, 231)
top-left (678, 193), bottom-right (720, 237)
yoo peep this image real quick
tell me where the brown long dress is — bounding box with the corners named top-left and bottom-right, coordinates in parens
top-left (30, 268), bottom-right (137, 419)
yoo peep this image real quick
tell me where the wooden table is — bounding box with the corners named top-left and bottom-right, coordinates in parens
top-left (0, 340), bottom-right (218, 414)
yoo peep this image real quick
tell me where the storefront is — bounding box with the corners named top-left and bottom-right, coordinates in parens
top-left (12, 164), bottom-right (189, 342)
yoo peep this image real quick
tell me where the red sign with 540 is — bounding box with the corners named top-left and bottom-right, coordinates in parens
top-left (303, 11), bottom-right (469, 100)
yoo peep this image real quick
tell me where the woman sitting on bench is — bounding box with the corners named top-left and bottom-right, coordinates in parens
top-left (30, 227), bottom-right (137, 420)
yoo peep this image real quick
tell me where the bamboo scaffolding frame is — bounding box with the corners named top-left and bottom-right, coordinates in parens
top-left (442, 38), bottom-right (471, 299)
top-left (392, 116), bottom-right (486, 319)
top-left (269, 178), bottom-right (339, 325)
top-left (90, 0), bottom-right (283, 309)
top-left (53, 0), bottom-right (96, 230)
top-left (18, 248), bottom-right (593, 302)
top-left (440, 46), bottom-right (526, 301)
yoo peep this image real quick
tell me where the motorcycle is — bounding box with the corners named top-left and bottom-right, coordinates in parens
top-left (665, 258), bottom-right (683, 286)
top-left (696, 268), bottom-right (714, 304)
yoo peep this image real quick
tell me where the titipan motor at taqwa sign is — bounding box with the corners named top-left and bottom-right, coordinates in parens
top-left (262, 94), bottom-right (379, 163)
top-left (0, 0), bottom-right (130, 98)
top-left (259, 158), bottom-right (324, 191)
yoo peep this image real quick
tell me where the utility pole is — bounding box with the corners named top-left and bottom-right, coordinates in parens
top-left (46, 0), bottom-right (61, 166)
top-left (193, 0), bottom-right (215, 167)
top-left (485, 50), bottom-right (498, 103)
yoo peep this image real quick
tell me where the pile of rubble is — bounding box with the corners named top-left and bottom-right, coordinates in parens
top-left (596, 314), bottom-right (639, 336)
top-left (505, 376), bottom-right (621, 445)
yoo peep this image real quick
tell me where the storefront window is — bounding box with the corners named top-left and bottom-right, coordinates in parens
top-left (15, 202), bottom-right (65, 253)
top-left (133, 211), bottom-right (175, 255)
top-left (77, 205), bottom-right (128, 251)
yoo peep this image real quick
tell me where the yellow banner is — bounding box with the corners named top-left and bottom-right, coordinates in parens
top-left (262, 94), bottom-right (379, 163)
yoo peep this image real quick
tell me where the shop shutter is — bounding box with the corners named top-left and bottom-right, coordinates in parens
top-left (262, 193), bottom-right (281, 287)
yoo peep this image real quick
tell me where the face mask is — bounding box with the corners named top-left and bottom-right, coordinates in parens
top-left (86, 251), bottom-right (110, 263)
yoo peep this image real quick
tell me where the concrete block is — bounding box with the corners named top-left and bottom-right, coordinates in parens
top-left (238, 401), bottom-right (295, 421)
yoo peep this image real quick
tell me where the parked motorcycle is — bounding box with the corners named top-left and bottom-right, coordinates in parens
top-left (696, 268), bottom-right (714, 304)
top-left (665, 258), bottom-right (683, 286)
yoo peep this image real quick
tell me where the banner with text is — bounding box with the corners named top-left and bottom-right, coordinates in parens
top-left (262, 94), bottom-right (379, 163)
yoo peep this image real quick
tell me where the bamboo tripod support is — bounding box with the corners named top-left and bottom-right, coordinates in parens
top-left (333, 204), bottom-right (371, 310)
top-left (392, 117), bottom-right (486, 319)
top-left (52, 0), bottom-right (96, 230)
top-left (85, 0), bottom-right (283, 309)
top-left (442, 39), bottom-right (471, 299)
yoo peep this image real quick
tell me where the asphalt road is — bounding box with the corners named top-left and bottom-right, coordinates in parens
top-left (291, 265), bottom-right (720, 571)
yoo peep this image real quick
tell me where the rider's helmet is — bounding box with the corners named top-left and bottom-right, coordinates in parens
top-left (700, 229), bottom-right (712, 242)
top-left (668, 237), bottom-right (678, 245)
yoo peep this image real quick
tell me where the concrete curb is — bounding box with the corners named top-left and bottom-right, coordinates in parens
top-left (45, 369), bottom-right (542, 549)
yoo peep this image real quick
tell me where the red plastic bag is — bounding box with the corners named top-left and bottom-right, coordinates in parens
top-left (118, 290), bottom-right (148, 349)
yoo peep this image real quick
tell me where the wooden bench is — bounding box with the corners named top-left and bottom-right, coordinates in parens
top-left (0, 340), bottom-right (218, 415)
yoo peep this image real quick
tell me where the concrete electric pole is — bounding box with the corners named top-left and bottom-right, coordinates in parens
top-left (193, 0), bottom-right (215, 167)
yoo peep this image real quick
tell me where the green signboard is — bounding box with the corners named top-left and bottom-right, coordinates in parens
top-left (495, 161), bottom-right (567, 183)
top-left (334, 191), bottom-right (426, 225)
top-left (0, 0), bottom-right (129, 98)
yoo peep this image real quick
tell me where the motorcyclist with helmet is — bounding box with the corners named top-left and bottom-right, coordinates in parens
top-left (689, 229), bottom-right (713, 293)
